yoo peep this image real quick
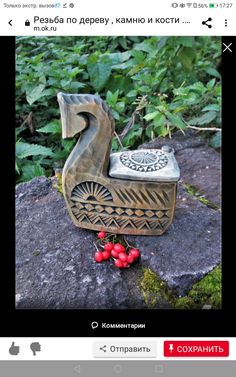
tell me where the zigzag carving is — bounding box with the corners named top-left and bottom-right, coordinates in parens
top-left (70, 181), bottom-right (173, 232)
top-left (113, 187), bottom-right (171, 208)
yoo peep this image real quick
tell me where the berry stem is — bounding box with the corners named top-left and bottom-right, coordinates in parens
top-left (124, 236), bottom-right (135, 249)
top-left (93, 242), bottom-right (99, 252)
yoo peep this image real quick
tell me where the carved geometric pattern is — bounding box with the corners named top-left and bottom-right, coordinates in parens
top-left (105, 206), bottom-right (115, 214)
top-left (70, 181), bottom-right (173, 232)
top-left (120, 150), bottom-right (168, 172)
top-left (71, 200), bottom-right (171, 231)
top-left (125, 209), bottom-right (134, 216)
top-left (114, 187), bottom-right (171, 208)
top-left (135, 209), bottom-right (144, 217)
top-left (95, 205), bottom-right (104, 213)
top-left (145, 210), bottom-right (154, 218)
top-left (71, 181), bottom-right (113, 202)
top-left (115, 208), bottom-right (125, 215)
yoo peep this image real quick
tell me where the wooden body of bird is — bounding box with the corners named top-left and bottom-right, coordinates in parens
top-left (57, 93), bottom-right (180, 236)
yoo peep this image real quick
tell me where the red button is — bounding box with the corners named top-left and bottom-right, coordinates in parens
top-left (164, 341), bottom-right (229, 357)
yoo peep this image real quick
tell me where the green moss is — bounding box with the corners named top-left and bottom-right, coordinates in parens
top-left (174, 297), bottom-right (195, 309)
top-left (188, 265), bottom-right (222, 308)
top-left (53, 171), bottom-right (63, 195)
top-left (139, 268), bottom-right (175, 308)
top-left (174, 265), bottom-right (222, 309)
top-left (139, 266), bottom-right (221, 310)
top-left (183, 183), bottom-right (220, 210)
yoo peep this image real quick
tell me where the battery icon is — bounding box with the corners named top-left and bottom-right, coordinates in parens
top-left (209, 3), bottom-right (218, 7)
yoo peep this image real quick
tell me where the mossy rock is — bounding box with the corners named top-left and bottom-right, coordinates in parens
top-left (174, 265), bottom-right (222, 309)
top-left (139, 266), bottom-right (222, 310)
top-left (139, 268), bottom-right (175, 308)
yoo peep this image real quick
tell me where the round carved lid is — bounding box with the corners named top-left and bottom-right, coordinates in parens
top-left (109, 147), bottom-right (180, 182)
top-left (120, 150), bottom-right (168, 172)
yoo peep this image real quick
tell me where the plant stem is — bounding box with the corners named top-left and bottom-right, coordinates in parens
top-left (124, 236), bottom-right (134, 249)
top-left (186, 125), bottom-right (221, 132)
top-left (114, 131), bottom-right (124, 149)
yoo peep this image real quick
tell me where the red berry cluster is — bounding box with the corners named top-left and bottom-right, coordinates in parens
top-left (94, 231), bottom-right (140, 269)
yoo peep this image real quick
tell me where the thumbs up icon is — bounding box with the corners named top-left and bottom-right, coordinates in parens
top-left (9, 342), bottom-right (20, 355)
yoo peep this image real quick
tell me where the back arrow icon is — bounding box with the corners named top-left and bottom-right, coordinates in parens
top-left (8, 20), bottom-right (13, 26)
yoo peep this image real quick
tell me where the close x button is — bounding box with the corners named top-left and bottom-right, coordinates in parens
top-left (164, 341), bottom-right (229, 357)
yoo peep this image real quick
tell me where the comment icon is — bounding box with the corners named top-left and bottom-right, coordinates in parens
top-left (91, 322), bottom-right (99, 329)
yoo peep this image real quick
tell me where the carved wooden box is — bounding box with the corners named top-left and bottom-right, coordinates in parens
top-left (57, 93), bottom-right (180, 236)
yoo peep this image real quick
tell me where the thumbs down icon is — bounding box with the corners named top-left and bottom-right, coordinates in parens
top-left (30, 342), bottom-right (41, 356)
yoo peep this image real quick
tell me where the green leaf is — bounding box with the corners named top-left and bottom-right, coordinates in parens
top-left (109, 51), bottom-right (131, 65)
top-left (153, 114), bottom-right (166, 128)
top-left (206, 67), bottom-right (221, 79)
top-left (155, 124), bottom-right (169, 137)
top-left (209, 132), bottom-right (222, 149)
top-left (21, 163), bottom-right (45, 182)
top-left (61, 139), bottom-right (76, 152)
top-left (123, 124), bottom-right (143, 147)
top-left (202, 104), bottom-right (220, 112)
top-left (126, 90), bottom-right (137, 98)
top-left (145, 126), bottom-right (154, 139)
top-left (178, 36), bottom-right (195, 47)
top-left (188, 111), bottom-right (217, 125)
top-left (178, 47), bottom-right (195, 71)
top-left (37, 120), bottom-right (61, 134)
top-left (106, 90), bottom-right (119, 106)
top-left (15, 161), bottom-right (21, 175)
top-left (26, 84), bottom-right (46, 105)
top-left (166, 112), bottom-right (186, 129)
top-left (16, 142), bottom-right (54, 159)
top-left (87, 54), bottom-right (112, 91)
top-left (128, 63), bottom-right (145, 76)
top-left (207, 78), bottom-right (216, 90)
top-left (143, 111), bottom-right (159, 121)
top-left (157, 37), bottom-right (168, 50)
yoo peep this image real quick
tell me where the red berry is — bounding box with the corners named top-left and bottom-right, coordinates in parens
top-left (97, 231), bottom-right (106, 239)
top-left (104, 242), bottom-right (114, 252)
top-left (114, 259), bottom-right (124, 268)
top-left (113, 243), bottom-right (126, 254)
top-left (102, 250), bottom-right (111, 260)
top-left (122, 261), bottom-right (129, 268)
top-left (94, 252), bottom-right (103, 263)
top-left (129, 248), bottom-right (140, 259)
top-left (118, 253), bottom-right (128, 262)
top-left (127, 255), bottom-right (134, 264)
top-left (111, 250), bottom-right (119, 258)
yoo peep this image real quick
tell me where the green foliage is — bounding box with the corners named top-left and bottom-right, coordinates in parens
top-left (16, 141), bottom-right (54, 159)
top-left (209, 131), bottom-right (222, 149)
top-left (16, 36), bottom-right (221, 182)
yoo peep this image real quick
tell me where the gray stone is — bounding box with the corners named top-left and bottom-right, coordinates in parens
top-left (16, 177), bottom-right (145, 309)
top-left (16, 131), bottom-right (221, 309)
top-left (140, 130), bottom-right (221, 205)
top-left (127, 186), bottom-right (221, 296)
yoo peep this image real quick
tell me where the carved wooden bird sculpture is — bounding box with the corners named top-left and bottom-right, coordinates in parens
top-left (57, 93), bottom-right (180, 235)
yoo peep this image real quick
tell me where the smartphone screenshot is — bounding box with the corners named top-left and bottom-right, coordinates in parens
top-left (0, 0), bottom-right (235, 375)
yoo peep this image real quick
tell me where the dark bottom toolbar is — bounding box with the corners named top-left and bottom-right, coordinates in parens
top-left (0, 361), bottom-right (235, 377)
